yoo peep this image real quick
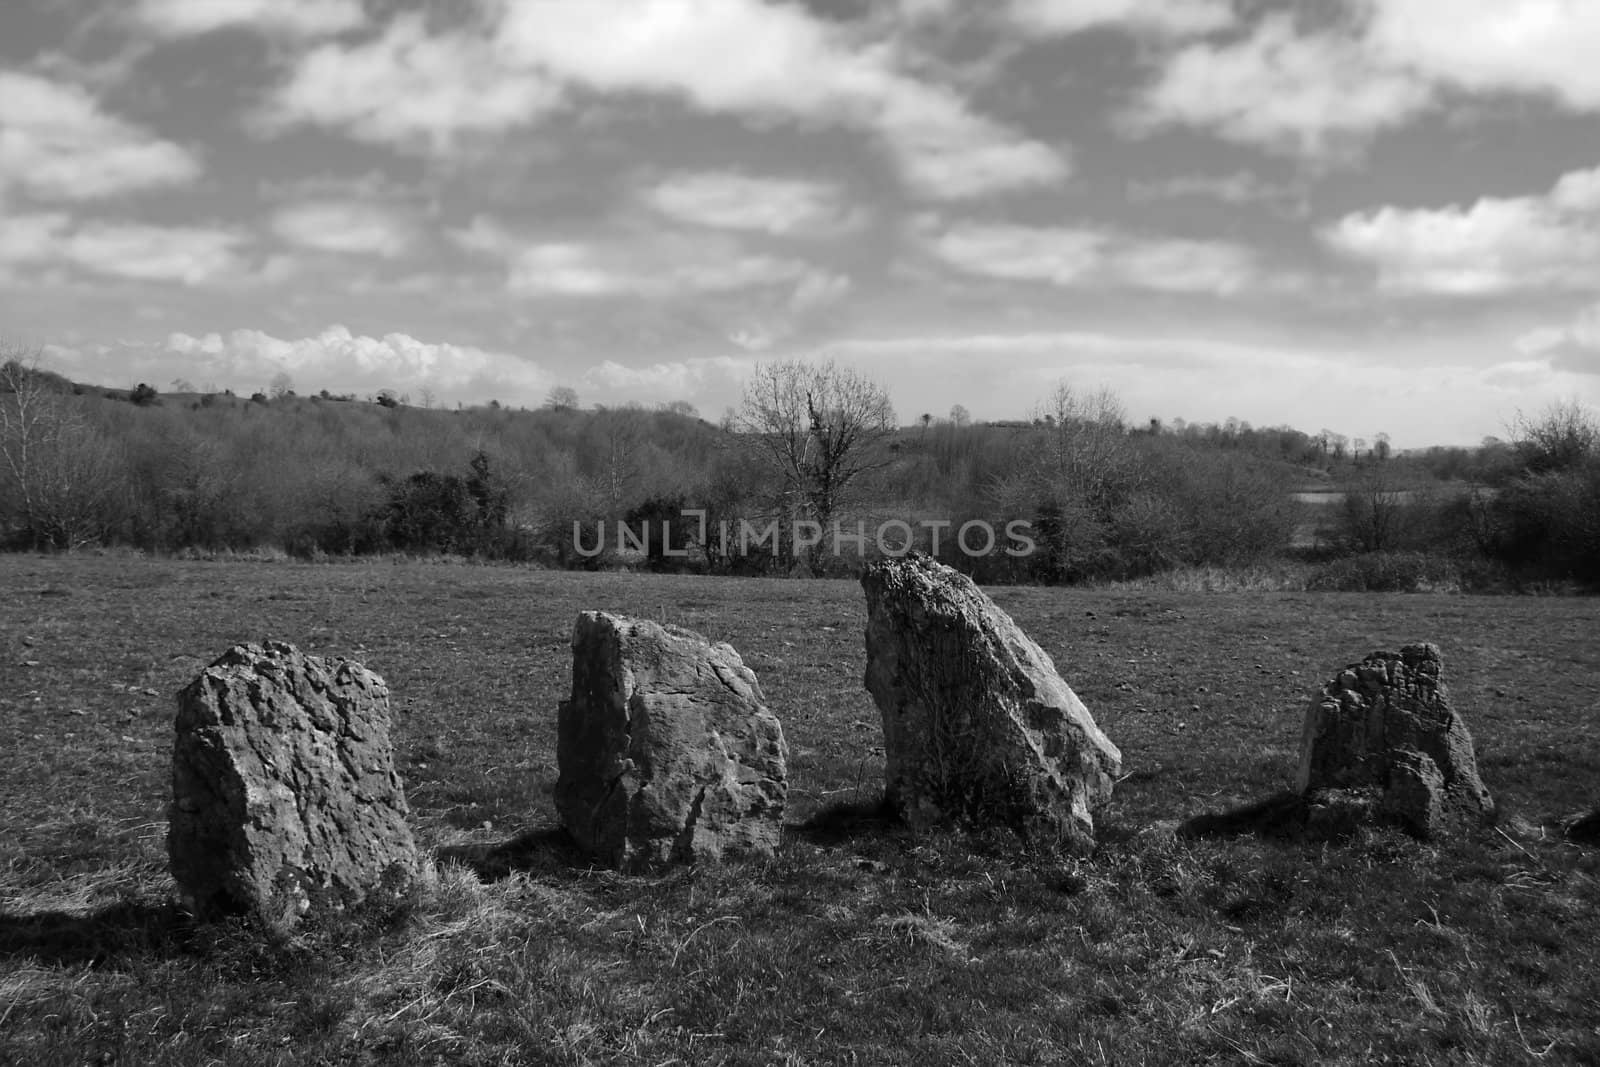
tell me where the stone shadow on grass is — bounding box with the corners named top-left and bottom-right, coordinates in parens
top-left (791, 795), bottom-right (905, 847)
top-left (0, 899), bottom-right (196, 967)
top-left (434, 825), bottom-right (593, 881)
top-left (1175, 792), bottom-right (1312, 841)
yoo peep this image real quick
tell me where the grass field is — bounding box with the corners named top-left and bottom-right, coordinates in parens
top-left (2, 554), bottom-right (1598, 1065)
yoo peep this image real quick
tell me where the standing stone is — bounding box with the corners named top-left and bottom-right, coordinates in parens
top-left (169, 642), bottom-right (418, 931)
top-left (1297, 643), bottom-right (1494, 838)
top-left (555, 612), bottom-right (788, 871)
top-left (861, 554), bottom-right (1122, 850)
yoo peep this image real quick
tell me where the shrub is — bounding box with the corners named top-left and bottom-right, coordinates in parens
top-left (1306, 551), bottom-right (1462, 593)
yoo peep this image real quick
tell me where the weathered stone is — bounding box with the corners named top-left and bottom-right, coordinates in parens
top-left (169, 641), bottom-right (417, 931)
top-left (860, 554), bottom-right (1122, 850)
top-left (555, 612), bottom-right (788, 871)
top-left (1297, 643), bottom-right (1493, 838)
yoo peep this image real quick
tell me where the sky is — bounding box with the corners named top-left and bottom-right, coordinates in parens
top-left (4, 0), bottom-right (1600, 448)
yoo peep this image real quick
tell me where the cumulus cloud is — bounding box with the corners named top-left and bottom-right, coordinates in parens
top-left (1366, 0), bottom-right (1600, 110)
top-left (0, 71), bottom-right (202, 201)
top-left (264, 0), bottom-right (1067, 199)
top-left (916, 218), bottom-right (1266, 294)
top-left (1322, 164), bottom-right (1600, 294)
top-left (1129, 16), bottom-right (1433, 160)
top-left (1009, 0), bottom-right (1235, 38)
top-left (159, 325), bottom-right (551, 402)
top-left (271, 201), bottom-right (416, 258)
top-left (581, 354), bottom-right (750, 400)
top-left (1517, 303), bottom-right (1600, 375)
top-left (1124, 3), bottom-right (1600, 162)
top-left (134, 0), bottom-right (366, 38)
top-left (259, 15), bottom-right (561, 151)
top-left (453, 215), bottom-right (837, 299)
top-left (641, 171), bottom-right (859, 235)
top-left (1, 214), bottom-right (250, 284)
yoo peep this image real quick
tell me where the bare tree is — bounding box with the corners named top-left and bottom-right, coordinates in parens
top-left (1031, 381), bottom-right (1137, 509)
top-left (269, 371), bottom-right (295, 400)
top-left (1339, 461), bottom-right (1413, 552)
top-left (1511, 399), bottom-right (1599, 473)
top-left (949, 403), bottom-right (971, 427)
top-left (735, 358), bottom-right (896, 562)
top-left (545, 385), bottom-right (580, 411)
top-left (0, 349), bottom-right (124, 548)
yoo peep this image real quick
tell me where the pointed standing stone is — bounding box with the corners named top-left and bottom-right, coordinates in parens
top-left (861, 554), bottom-right (1121, 850)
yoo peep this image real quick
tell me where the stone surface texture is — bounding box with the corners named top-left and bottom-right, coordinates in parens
top-left (1297, 643), bottom-right (1494, 837)
top-left (555, 612), bottom-right (788, 871)
top-left (861, 554), bottom-right (1122, 849)
top-left (169, 641), bottom-right (417, 930)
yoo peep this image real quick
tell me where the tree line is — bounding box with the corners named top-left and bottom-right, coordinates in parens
top-left (2, 349), bottom-right (1597, 588)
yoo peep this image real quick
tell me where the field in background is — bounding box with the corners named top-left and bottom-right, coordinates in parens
top-left (2, 556), bottom-right (1598, 1065)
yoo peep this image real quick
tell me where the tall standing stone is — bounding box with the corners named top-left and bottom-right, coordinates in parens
top-left (1298, 643), bottom-right (1494, 837)
top-left (169, 642), bottom-right (418, 931)
top-left (861, 554), bottom-right (1122, 850)
top-left (555, 612), bottom-right (788, 871)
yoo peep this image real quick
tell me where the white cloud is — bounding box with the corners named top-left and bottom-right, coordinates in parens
top-left (135, 0), bottom-right (365, 38)
top-left (917, 219), bottom-right (1265, 294)
top-left (641, 171), bottom-right (857, 235)
top-left (0, 71), bottom-right (202, 200)
top-left (267, 0), bottom-right (1066, 198)
top-left (272, 201), bottom-right (416, 258)
top-left (1130, 16), bottom-right (1433, 159)
top-left (1367, 0), bottom-right (1600, 110)
top-left (921, 220), bottom-right (1105, 285)
top-left (1009, 0), bottom-right (1235, 38)
top-left (454, 215), bottom-right (830, 299)
top-left (864, 78), bottom-right (1070, 199)
top-left (1517, 303), bottom-right (1600, 375)
top-left (260, 15), bottom-right (561, 151)
top-left (582, 354), bottom-right (749, 399)
top-left (1323, 165), bottom-right (1600, 294)
top-left (159, 325), bottom-right (551, 402)
top-left (1126, 171), bottom-right (1299, 207)
top-left (497, 0), bottom-right (1069, 198)
top-left (1, 213), bottom-right (250, 284)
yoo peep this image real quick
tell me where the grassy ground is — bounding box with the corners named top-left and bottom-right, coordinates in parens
top-left (1, 554), bottom-right (1597, 1065)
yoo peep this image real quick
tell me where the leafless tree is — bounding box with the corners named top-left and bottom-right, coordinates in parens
top-left (735, 358), bottom-right (896, 562)
top-left (0, 348), bottom-right (124, 548)
top-left (545, 385), bottom-right (580, 411)
top-left (1511, 399), bottom-right (1599, 473)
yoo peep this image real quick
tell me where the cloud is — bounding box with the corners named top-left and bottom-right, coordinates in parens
top-left (259, 15), bottom-right (561, 151)
top-left (1517, 303), bottom-right (1600, 375)
top-left (134, 0), bottom-right (365, 38)
top-left (581, 354), bottom-right (750, 399)
top-left (1125, 170), bottom-right (1303, 210)
top-left (1008, 0), bottom-right (1234, 38)
top-left (454, 215), bottom-right (834, 299)
top-left (863, 78), bottom-right (1070, 199)
top-left (640, 171), bottom-right (858, 235)
top-left (1322, 164), bottom-right (1600, 294)
top-left (266, 0), bottom-right (1066, 198)
top-left (0, 71), bottom-right (202, 200)
top-left (1366, 0), bottom-right (1600, 110)
top-left (916, 218), bottom-right (1266, 294)
top-left (1129, 16), bottom-right (1433, 160)
top-left (497, 0), bottom-right (1070, 198)
top-left (158, 324), bottom-right (551, 401)
top-left (271, 201), bottom-right (416, 258)
top-left (1, 214), bottom-right (250, 284)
